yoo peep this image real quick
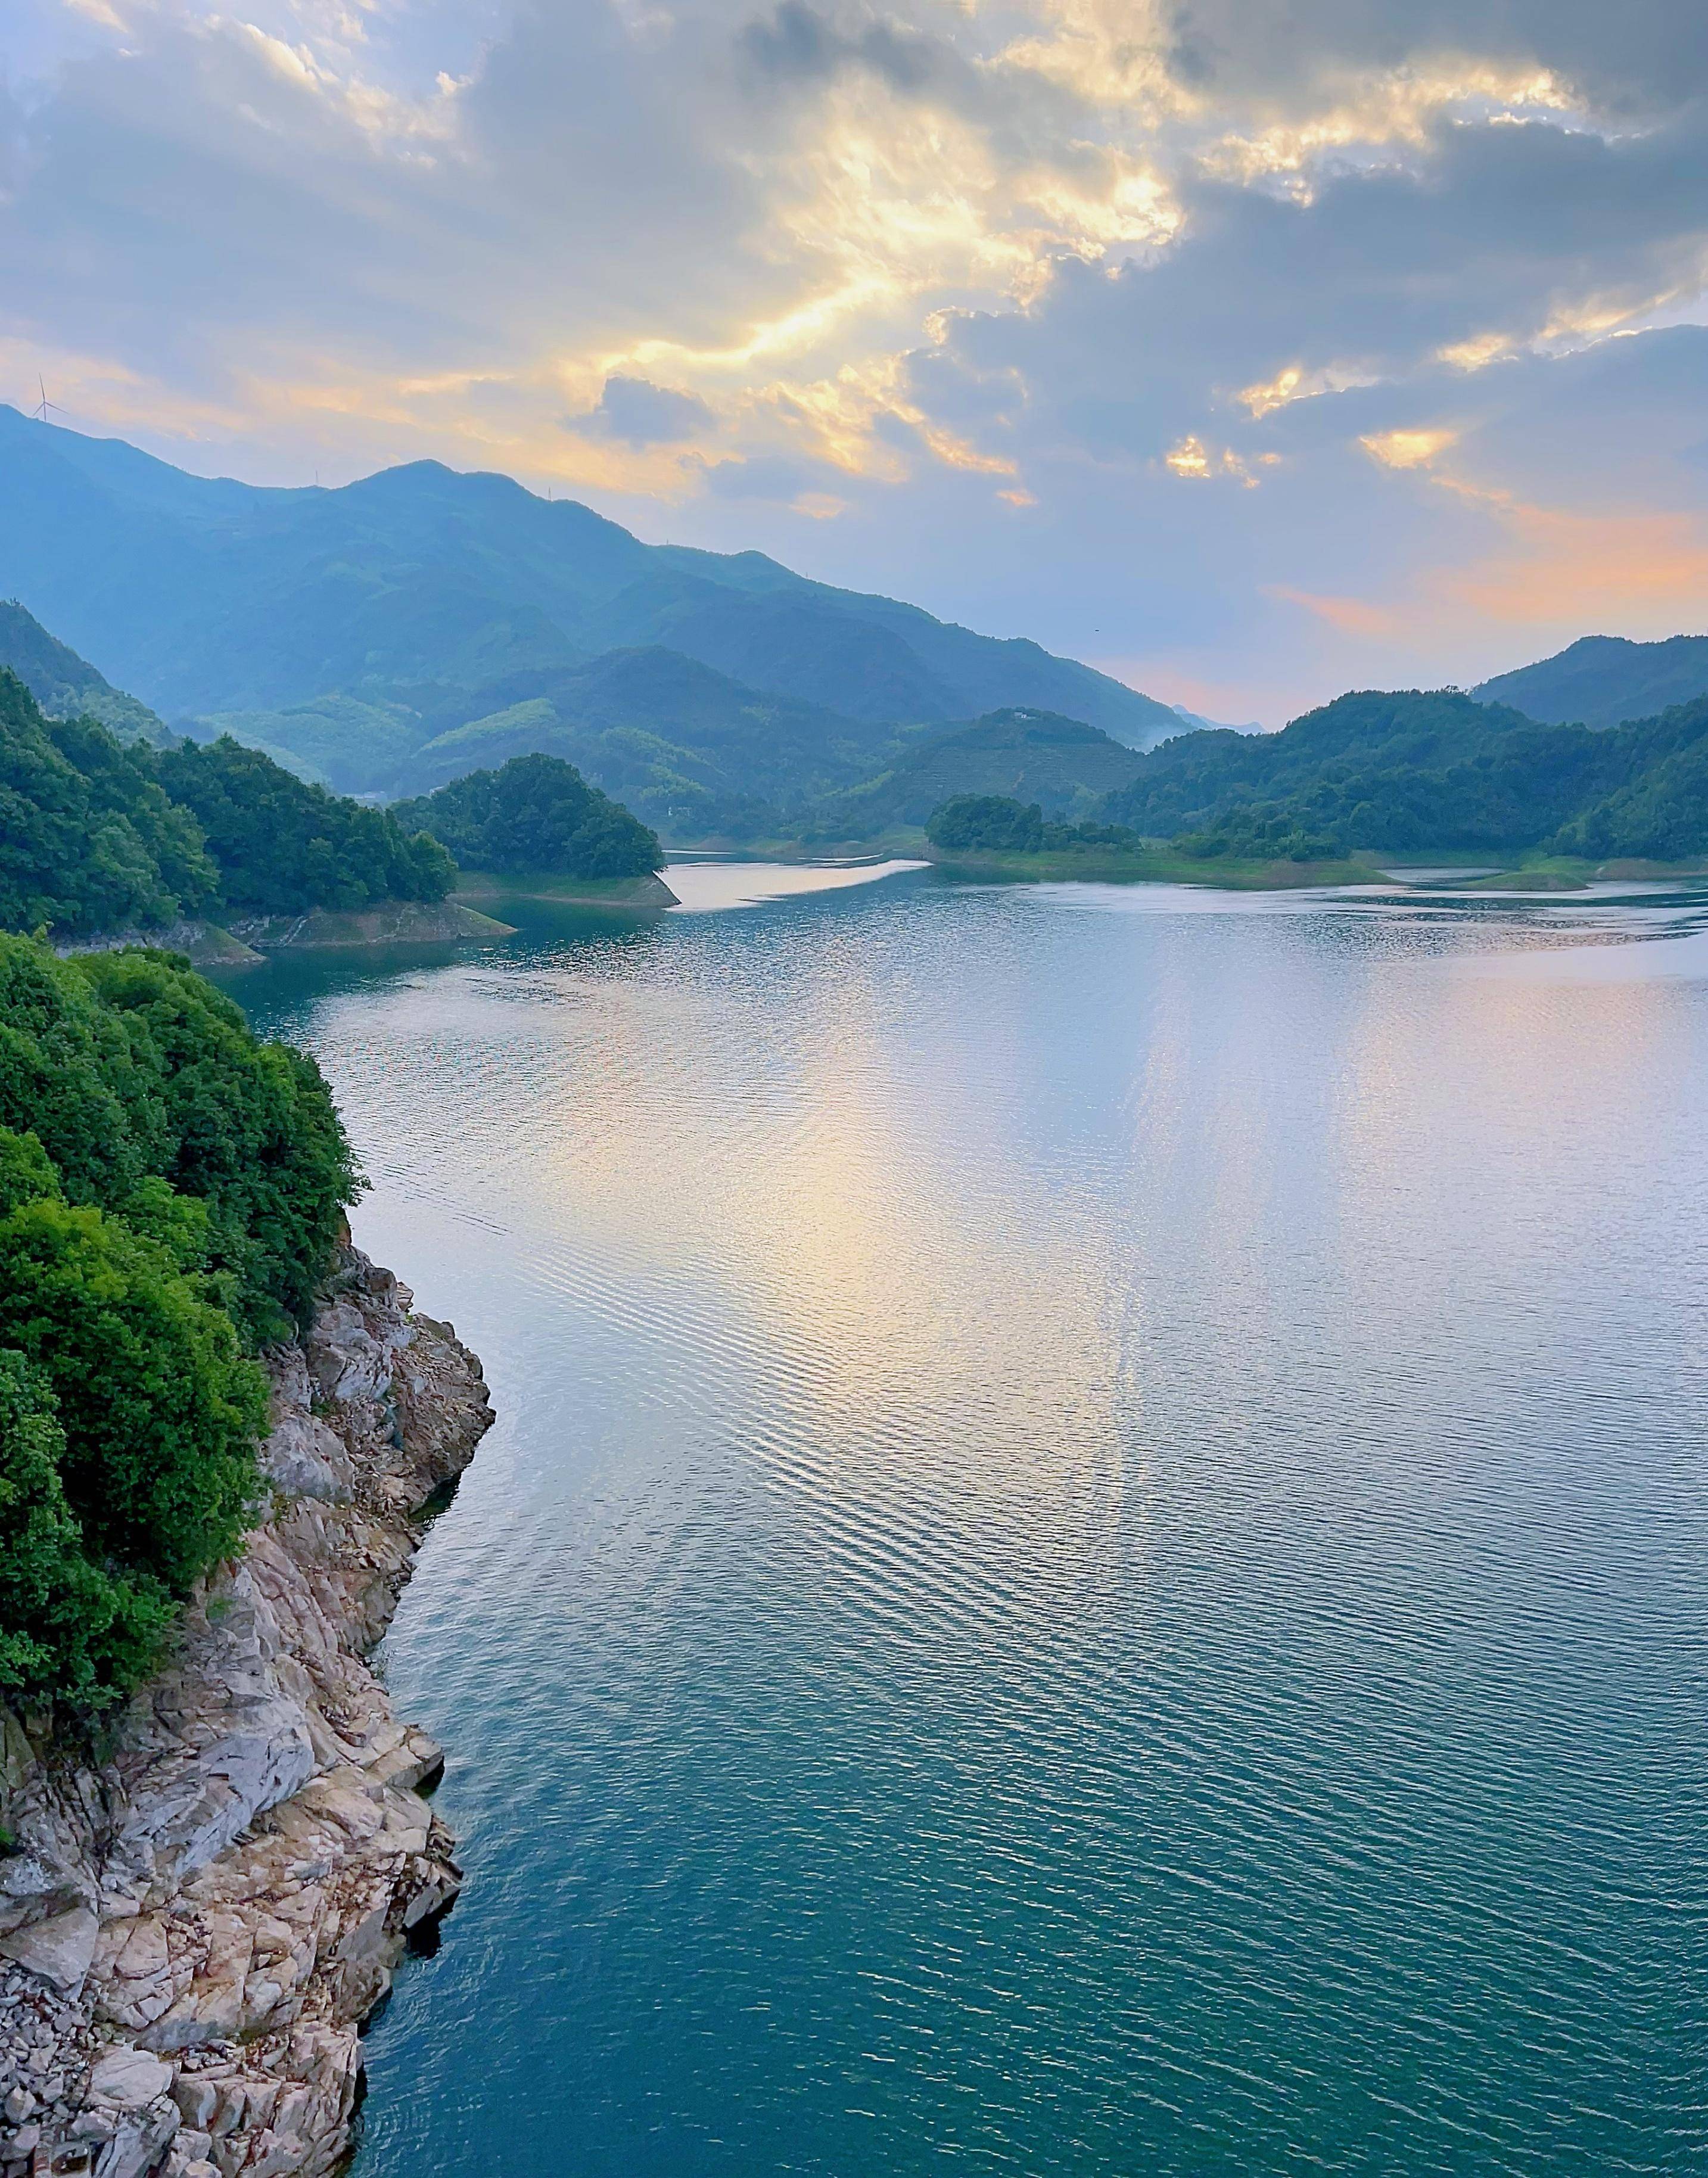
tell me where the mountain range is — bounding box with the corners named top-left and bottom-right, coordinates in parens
top-left (0, 408), bottom-right (1180, 817)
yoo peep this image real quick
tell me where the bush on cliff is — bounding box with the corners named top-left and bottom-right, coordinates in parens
top-left (0, 936), bottom-right (360, 1340)
top-left (0, 934), bottom-right (364, 1707)
top-left (0, 1350), bottom-right (173, 1706)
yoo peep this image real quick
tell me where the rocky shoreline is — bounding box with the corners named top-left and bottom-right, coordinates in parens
top-left (0, 1250), bottom-right (494, 2178)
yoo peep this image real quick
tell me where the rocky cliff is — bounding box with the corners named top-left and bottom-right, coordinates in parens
top-left (0, 1249), bottom-right (494, 2178)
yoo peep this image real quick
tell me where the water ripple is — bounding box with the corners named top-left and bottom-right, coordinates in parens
top-left (230, 875), bottom-right (1708, 2178)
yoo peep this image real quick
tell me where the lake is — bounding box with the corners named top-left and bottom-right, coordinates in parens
top-left (227, 866), bottom-right (1708, 2177)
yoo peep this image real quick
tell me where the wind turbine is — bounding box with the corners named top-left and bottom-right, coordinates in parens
top-left (33, 377), bottom-right (63, 425)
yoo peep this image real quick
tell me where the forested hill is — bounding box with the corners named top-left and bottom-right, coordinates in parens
top-left (810, 708), bottom-right (1147, 838)
top-left (1473, 634), bottom-right (1708, 730)
top-left (0, 671), bottom-right (453, 937)
top-left (1100, 687), bottom-right (1708, 862)
top-left (392, 754), bottom-right (664, 879)
top-left (0, 599), bottom-right (172, 746)
top-left (0, 407), bottom-right (1179, 750)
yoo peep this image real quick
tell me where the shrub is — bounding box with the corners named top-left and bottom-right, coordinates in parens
top-left (926, 795), bottom-right (1047, 854)
top-left (0, 936), bottom-right (360, 1341)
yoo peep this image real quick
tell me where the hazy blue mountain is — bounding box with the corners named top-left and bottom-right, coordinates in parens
top-left (1473, 634), bottom-right (1708, 729)
top-left (1169, 701), bottom-right (1262, 735)
top-left (810, 708), bottom-right (1147, 838)
top-left (0, 407), bottom-right (1180, 748)
top-left (399, 648), bottom-right (922, 836)
top-left (0, 599), bottom-right (172, 745)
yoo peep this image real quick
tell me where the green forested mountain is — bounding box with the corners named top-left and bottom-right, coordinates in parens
top-left (809, 708), bottom-right (1146, 838)
top-left (0, 407), bottom-right (1180, 752)
top-left (0, 599), bottom-right (172, 746)
top-left (1100, 687), bottom-right (1708, 861)
top-left (0, 935), bottom-right (358, 1704)
top-left (373, 646), bottom-right (915, 834)
top-left (393, 754), bottom-right (664, 879)
top-left (183, 648), bottom-right (907, 826)
top-left (0, 670), bottom-right (452, 935)
top-left (1474, 634), bottom-right (1708, 730)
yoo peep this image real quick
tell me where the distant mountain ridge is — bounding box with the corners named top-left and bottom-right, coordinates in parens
top-left (1473, 634), bottom-right (1708, 730)
top-left (1101, 686), bottom-right (1708, 863)
top-left (0, 406), bottom-right (1180, 749)
top-left (811, 708), bottom-right (1146, 838)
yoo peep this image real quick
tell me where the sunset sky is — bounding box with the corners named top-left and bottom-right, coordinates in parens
top-left (5, 0), bottom-right (1708, 720)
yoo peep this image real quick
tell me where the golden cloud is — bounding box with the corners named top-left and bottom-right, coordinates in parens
top-left (1361, 427), bottom-right (1458, 469)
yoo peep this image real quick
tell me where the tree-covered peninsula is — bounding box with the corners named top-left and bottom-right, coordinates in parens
top-left (391, 752), bottom-right (665, 880)
top-left (0, 935), bottom-right (360, 1706)
top-left (0, 669), bottom-right (454, 938)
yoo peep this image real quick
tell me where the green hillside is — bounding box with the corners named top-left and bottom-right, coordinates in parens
top-left (1474, 634), bottom-right (1708, 730)
top-left (0, 408), bottom-right (1180, 750)
top-left (338, 648), bottom-right (919, 836)
top-left (1100, 687), bottom-right (1708, 862)
top-left (810, 708), bottom-right (1147, 839)
top-left (0, 599), bottom-right (172, 746)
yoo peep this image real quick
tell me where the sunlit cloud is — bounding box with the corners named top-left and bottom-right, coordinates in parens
top-left (7, 0), bottom-right (1708, 714)
top-left (1361, 428), bottom-right (1459, 470)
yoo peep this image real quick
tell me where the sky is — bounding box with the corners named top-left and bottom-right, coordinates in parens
top-left (4, 0), bottom-right (1708, 722)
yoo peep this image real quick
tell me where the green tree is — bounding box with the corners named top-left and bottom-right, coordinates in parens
top-left (0, 936), bottom-right (360, 1342)
top-left (926, 796), bottom-right (1047, 853)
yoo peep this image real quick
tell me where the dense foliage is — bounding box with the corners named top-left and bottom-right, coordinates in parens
top-left (0, 670), bottom-right (452, 937)
top-left (390, 752), bottom-right (664, 878)
top-left (154, 736), bottom-right (454, 914)
top-left (0, 934), bottom-right (360, 1706)
top-left (0, 673), bottom-right (217, 934)
top-left (926, 795), bottom-right (1142, 856)
top-left (1100, 689), bottom-right (1708, 863)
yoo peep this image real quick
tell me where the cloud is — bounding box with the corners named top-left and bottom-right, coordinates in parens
top-left (574, 375), bottom-right (715, 446)
top-left (3, 0), bottom-right (1708, 717)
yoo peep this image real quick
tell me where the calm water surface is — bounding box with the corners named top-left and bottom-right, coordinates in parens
top-left (227, 868), bottom-right (1708, 2177)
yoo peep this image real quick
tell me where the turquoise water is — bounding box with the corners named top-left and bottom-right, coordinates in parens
top-left (229, 870), bottom-right (1708, 2177)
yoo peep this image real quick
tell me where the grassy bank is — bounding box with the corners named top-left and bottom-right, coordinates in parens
top-left (453, 869), bottom-right (679, 908)
top-left (921, 843), bottom-right (1375, 889)
top-left (1418, 854), bottom-right (1708, 893)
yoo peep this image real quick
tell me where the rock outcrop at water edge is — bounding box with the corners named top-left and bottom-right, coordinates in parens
top-left (0, 1248), bottom-right (494, 2178)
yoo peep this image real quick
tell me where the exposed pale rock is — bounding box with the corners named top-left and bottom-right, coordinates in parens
top-left (0, 1248), bottom-right (493, 2178)
top-left (88, 2048), bottom-right (172, 2109)
top-left (0, 1907), bottom-right (98, 1993)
